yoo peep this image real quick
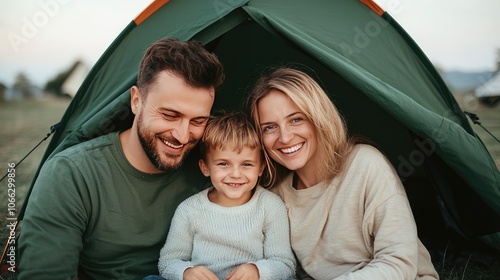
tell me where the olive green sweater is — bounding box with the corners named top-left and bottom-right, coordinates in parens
top-left (19, 132), bottom-right (207, 280)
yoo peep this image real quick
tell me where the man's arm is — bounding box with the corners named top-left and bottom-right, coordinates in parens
top-left (18, 155), bottom-right (89, 280)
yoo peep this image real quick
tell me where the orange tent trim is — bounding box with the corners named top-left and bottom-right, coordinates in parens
top-left (359, 0), bottom-right (384, 16)
top-left (134, 0), bottom-right (170, 25)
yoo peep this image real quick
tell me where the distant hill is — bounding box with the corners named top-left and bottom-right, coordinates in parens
top-left (441, 71), bottom-right (494, 92)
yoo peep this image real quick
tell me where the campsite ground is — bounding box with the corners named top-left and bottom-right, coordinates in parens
top-left (0, 94), bottom-right (499, 278)
top-left (0, 96), bottom-right (70, 276)
top-left (455, 91), bottom-right (500, 169)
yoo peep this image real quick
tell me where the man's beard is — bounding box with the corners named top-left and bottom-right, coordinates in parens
top-left (136, 113), bottom-right (193, 172)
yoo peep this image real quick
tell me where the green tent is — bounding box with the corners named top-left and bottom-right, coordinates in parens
top-left (20, 0), bottom-right (500, 254)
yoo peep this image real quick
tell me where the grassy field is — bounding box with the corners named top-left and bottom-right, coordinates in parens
top-left (456, 91), bottom-right (500, 169)
top-left (0, 97), bottom-right (70, 206)
top-left (0, 93), bottom-right (498, 278)
top-left (0, 96), bottom-right (70, 276)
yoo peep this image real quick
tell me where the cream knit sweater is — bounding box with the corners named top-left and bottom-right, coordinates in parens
top-left (272, 144), bottom-right (439, 280)
top-left (158, 186), bottom-right (296, 280)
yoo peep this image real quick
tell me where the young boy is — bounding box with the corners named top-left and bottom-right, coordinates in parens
top-left (149, 111), bottom-right (296, 280)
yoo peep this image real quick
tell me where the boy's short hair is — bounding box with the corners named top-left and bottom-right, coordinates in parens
top-left (199, 111), bottom-right (262, 160)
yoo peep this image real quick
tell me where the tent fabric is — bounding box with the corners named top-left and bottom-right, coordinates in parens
top-left (21, 0), bottom-right (500, 252)
top-left (134, 0), bottom-right (170, 25)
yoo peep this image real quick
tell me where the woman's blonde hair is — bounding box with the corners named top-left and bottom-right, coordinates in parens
top-left (247, 67), bottom-right (357, 187)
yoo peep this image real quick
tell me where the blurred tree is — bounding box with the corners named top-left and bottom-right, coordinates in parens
top-left (12, 72), bottom-right (35, 99)
top-left (0, 82), bottom-right (5, 103)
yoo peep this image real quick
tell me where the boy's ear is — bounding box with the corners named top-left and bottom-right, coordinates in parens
top-left (198, 159), bottom-right (210, 177)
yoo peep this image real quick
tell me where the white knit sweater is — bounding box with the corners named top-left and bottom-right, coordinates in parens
top-left (158, 186), bottom-right (296, 280)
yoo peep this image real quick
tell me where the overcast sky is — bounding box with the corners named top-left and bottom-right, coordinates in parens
top-left (1, 0), bottom-right (499, 87)
top-left (0, 0), bottom-right (153, 87)
top-left (377, 0), bottom-right (500, 72)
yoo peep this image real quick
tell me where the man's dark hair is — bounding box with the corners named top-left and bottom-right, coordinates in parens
top-left (137, 37), bottom-right (224, 97)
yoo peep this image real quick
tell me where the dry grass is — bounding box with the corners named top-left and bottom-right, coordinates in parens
top-left (0, 96), bottom-right (70, 276)
top-left (0, 96), bottom-right (70, 215)
top-left (432, 239), bottom-right (500, 280)
top-left (456, 91), bottom-right (500, 169)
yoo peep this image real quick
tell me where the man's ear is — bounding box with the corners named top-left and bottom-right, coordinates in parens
top-left (130, 86), bottom-right (141, 115)
top-left (198, 159), bottom-right (210, 177)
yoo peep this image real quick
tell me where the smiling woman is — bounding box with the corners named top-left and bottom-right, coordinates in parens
top-left (247, 67), bottom-right (440, 279)
top-left (257, 90), bottom-right (322, 188)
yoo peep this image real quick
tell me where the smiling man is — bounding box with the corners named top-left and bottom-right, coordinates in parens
top-left (18, 38), bottom-right (224, 280)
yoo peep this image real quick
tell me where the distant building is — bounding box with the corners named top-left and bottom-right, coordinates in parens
top-left (474, 50), bottom-right (500, 106)
top-left (474, 72), bottom-right (500, 106)
top-left (61, 61), bottom-right (88, 98)
top-left (44, 60), bottom-right (89, 98)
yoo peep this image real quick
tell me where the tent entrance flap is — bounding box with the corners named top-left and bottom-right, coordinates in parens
top-left (209, 20), bottom-right (448, 240)
top-left (208, 20), bottom-right (500, 250)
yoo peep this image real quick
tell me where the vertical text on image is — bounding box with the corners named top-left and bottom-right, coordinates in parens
top-left (5, 162), bottom-right (17, 272)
